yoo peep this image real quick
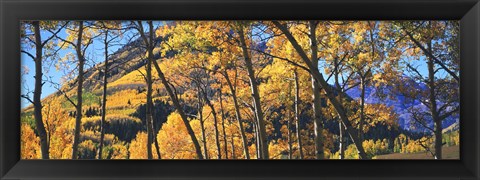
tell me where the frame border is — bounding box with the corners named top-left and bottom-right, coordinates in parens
top-left (1, 0), bottom-right (479, 179)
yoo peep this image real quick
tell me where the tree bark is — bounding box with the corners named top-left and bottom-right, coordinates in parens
top-left (309, 21), bottom-right (325, 160)
top-left (273, 21), bottom-right (369, 159)
top-left (333, 59), bottom-right (346, 159)
top-left (339, 121), bottom-right (346, 159)
top-left (219, 89), bottom-right (229, 159)
top-left (136, 21), bottom-right (205, 159)
top-left (238, 25), bottom-right (269, 159)
top-left (197, 87), bottom-right (209, 159)
top-left (203, 92), bottom-right (222, 159)
top-left (153, 116), bottom-right (162, 159)
top-left (145, 42), bottom-right (155, 160)
top-left (252, 114), bottom-right (261, 159)
top-left (71, 21), bottom-right (85, 159)
top-left (293, 70), bottom-right (304, 159)
top-left (231, 134), bottom-right (236, 159)
top-left (426, 34), bottom-right (441, 159)
top-left (359, 76), bottom-right (366, 142)
top-left (287, 81), bottom-right (293, 159)
top-left (98, 30), bottom-right (109, 160)
top-left (224, 70), bottom-right (250, 159)
top-left (32, 21), bottom-right (50, 159)
top-left (136, 21), bottom-right (157, 160)
top-left (151, 59), bottom-right (204, 159)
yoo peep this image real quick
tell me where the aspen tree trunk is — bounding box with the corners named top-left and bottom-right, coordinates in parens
top-left (148, 33), bottom-right (162, 161)
top-left (32, 21), bottom-right (50, 159)
top-left (151, 59), bottom-right (204, 159)
top-left (197, 88), bottom-right (209, 159)
top-left (287, 81), bottom-right (293, 159)
top-left (249, 109), bottom-right (261, 159)
top-left (138, 21), bottom-right (158, 160)
top-left (273, 21), bottom-right (369, 159)
top-left (427, 36), bottom-right (441, 159)
top-left (358, 23), bottom-right (374, 144)
top-left (253, 115), bottom-right (261, 159)
top-left (136, 21), bottom-right (161, 159)
top-left (339, 122), bottom-right (346, 159)
top-left (294, 71), bottom-right (304, 159)
top-left (219, 89), bottom-right (229, 159)
top-left (153, 117), bottom-right (162, 159)
top-left (203, 94), bottom-right (222, 159)
top-left (145, 38), bottom-right (155, 160)
top-left (238, 25), bottom-right (269, 159)
top-left (98, 30), bottom-right (109, 159)
top-left (144, 21), bottom-right (204, 159)
top-left (333, 58), bottom-right (345, 159)
top-left (151, 101), bottom-right (161, 158)
top-left (71, 21), bottom-right (85, 159)
top-left (231, 134), bottom-right (236, 159)
top-left (224, 71), bottom-right (250, 159)
top-left (311, 77), bottom-right (324, 159)
top-left (309, 21), bottom-right (325, 159)
top-left (147, 26), bottom-right (162, 160)
top-left (287, 113), bottom-right (293, 159)
top-left (359, 76), bottom-right (366, 142)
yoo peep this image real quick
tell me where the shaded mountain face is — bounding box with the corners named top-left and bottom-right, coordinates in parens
top-left (20, 36), bottom-right (175, 145)
top-left (63, 35), bottom-right (171, 95)
top-left (345, 82), bottom-right (459, 132)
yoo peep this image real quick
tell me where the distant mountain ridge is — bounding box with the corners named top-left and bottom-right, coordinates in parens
top-left (345, 82), bottom-right (459, 132)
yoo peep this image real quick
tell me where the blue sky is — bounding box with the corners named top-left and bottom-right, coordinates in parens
top-left (21, 21), bottom-right (166, 108)
top-left (21, 23), bottom-right (123, 108)
top-left (21, 21), bottom-right (444, 108)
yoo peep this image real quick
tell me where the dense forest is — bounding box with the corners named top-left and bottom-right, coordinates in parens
top-left (20, 21), bottom-right (459, 160)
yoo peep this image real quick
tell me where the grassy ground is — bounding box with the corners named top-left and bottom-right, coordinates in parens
top-left (375, 145), bottom-right (459, 159)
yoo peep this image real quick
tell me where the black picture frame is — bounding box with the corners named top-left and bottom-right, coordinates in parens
top-left (1, 0), bottom-right (479, 179)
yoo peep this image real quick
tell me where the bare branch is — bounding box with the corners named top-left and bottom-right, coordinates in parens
top-left (45, 78), bottom-right (77, 108)
top-left (248, 47), bottom-right (311, 73)
top-left (21, 50), bottom-right (36, 60)
top-left (41, 22), bottom-right (69, 47)
top-left (401, 25), bottom-right (459, 82)
top-left (438, 106), bottom-right (459, 121)
top-left (20, 94), bottom-right (35, 104)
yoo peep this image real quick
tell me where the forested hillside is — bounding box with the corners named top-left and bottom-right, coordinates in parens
top-left (20, 21), bottom-right (459, 160)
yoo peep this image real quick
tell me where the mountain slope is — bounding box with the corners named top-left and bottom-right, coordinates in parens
top-left (345, 83), bottom-right (459, 131)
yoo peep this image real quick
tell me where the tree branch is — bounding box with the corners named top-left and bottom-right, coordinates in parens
top-left (20, 94), bottom-right (35, 104)
top-left (41, 22), bottom-right (69, 47)
top-left (401, 26), bottom-right (459, 82)
top-left (438, 106), bottom-right (459, 121)
top-left (21, 50), bottom-right (36, 60)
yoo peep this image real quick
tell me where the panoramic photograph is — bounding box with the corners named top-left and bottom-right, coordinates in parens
top-left (20, 21), bottom-right (459, 160)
